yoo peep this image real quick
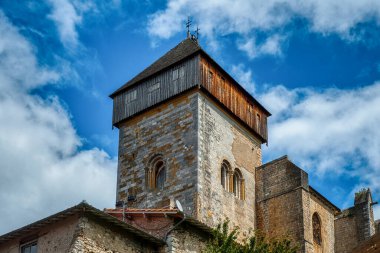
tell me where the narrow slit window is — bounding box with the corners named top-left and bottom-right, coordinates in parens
top-left (220, 160), bottom-right (231, 191)
top-left (313, 213), bottom-right (322, 245)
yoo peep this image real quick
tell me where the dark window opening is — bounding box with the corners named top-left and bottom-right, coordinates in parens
top-left (220, 160), bottom-right (231, 191)
top-left (313, 212), bottom-right (322, 245)
top-left (21, 241), bottom-right (37, 253)
top-left (146, 155), bottom-right (166, 190)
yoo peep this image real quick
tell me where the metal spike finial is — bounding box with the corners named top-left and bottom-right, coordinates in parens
top-left (195, 26), bottom-right (200, 40)
top-left (186, 17), bottom-right (192, 38)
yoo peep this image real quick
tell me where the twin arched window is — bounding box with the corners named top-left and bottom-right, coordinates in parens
top-left (146, 155), bottom-right (166, 190)
top-left (220, 160), bottom-right (245, 200)
top-left (312, 212), bottom-right (322, 245)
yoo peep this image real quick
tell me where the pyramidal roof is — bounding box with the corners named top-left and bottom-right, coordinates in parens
top-left (110, 38), bottom-right (201, 97)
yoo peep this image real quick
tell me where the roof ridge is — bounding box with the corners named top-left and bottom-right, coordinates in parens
top-left (0, 202), bottom-right (165, 246)
top-left (110, 38), bottom-right (201, 97)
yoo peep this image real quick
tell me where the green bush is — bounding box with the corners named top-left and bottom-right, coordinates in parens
top-left (203, 220), bottom-right (298, 253)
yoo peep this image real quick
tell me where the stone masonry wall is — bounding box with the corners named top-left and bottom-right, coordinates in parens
top-left (256, 157), bottom-right (309, 252)
top-left (117, 91), bottom-right (199, 215)
top-left (335, 212), bottom-right (358, 253)
top-left (354, 202), bottom-right (376, 242)
top-left (0, 215), bottom-right (79, 253)
top-left (165, 224), bottom-right (208, 253)
top-left (197, 93), bottom-right (262, 237)
top-left (307, 194), bottom-right (335, 253)
top-left (335, 190), bottom-right (376, 253)
top-left (69, 217), bottom-right (157, 253)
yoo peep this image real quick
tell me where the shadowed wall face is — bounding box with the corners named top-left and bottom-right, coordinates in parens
top-left (116, 92), bottom-right (199, 214)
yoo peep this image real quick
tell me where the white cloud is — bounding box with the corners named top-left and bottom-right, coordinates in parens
top-left (238, 34), bottom-right (285, 59)
top-left (0, 11), bottom-right (116, 234)
top-left (147, 0), bottom-right (380, 56)
top-left (230, 64), bottom-right (256, 94)
top-left (259, 34), bottom-right (284, 56)
top-left (259, 83), bottom-right (380, 211)
top-left (47, 0), bottom-right (82, 48)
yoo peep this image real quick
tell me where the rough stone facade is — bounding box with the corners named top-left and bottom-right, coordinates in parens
top-left (335, 189), bottom-right (376, 253)
top-left (256, 157), bottom-right (338, 253)
top-left (306, 194), bottom-right (335, 253)
top-left (165, 225), bottom-right (208, 253)
top-left (197, 93), bottom-right (261, 235)
top-left (0, 215), bottom-right (78, 253)
top-left (117, 90), bottom-right (199, 214)
top-left (256, 157), bottom-right (308, 250)
top-left (334, 212), bottom-right (358, 253)
top-left (117, 90), bottom-right (262, 235)
top-left (69, 217), bottom-right (157, 253)
top-left (0, 205), bottom-right (161, 253)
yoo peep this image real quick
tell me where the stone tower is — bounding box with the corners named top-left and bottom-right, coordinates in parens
top-left (110, 38), bottom-right (270, 233)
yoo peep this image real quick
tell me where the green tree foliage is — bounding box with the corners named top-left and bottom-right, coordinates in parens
top-left (203, 220), bottom-right (298, 253)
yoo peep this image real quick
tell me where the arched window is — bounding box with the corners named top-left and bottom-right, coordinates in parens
top-left (146, 155), bottom-right (166, 190)
top-left (220, 160), bottom-right (231, 191)
top-left (312, 212), bottom-right (322, 245)
top-left (233, 169), bottom-right (245, 200)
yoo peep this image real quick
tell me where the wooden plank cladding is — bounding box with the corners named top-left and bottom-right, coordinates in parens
top-left (111, 39), bottom-right (269, 143)
top-left (199, 56), bottom-right (268, 142)
top-left (112, 55), bottom-right (200, 126)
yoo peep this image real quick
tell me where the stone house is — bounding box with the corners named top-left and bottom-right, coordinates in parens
top-left (1, 37), bottom-right (379, 253)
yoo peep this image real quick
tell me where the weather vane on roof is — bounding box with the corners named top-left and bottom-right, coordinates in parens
top-left (195, 26), bottom-right (200, 40)
top-left (186, 17), bottom-right (200, 43)
top-left (186, 17), bottom-right (192, 38)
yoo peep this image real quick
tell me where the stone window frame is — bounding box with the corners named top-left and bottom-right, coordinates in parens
top-left (312, 212), bottom-right (322, 245)
top-left (233, 168), bottom-right (245, 200)
top-left (220, 160), bottom-right (231, 191)
top-left (146, 154), bottom-right (166, 190)
top-left (220, 161), bottom-right (245, 200)
top-left (20, 240), bottom-right (38, 253)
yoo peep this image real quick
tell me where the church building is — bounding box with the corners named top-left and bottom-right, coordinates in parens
top-left (0, 37), bottom-right (378, 253)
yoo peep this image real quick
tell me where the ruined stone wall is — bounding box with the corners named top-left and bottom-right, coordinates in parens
top-left (166, 224), bottom-right (208, 253)
top-left (307, 194), bottom-right (335, 253)
top-left (335, 190), bottom-right (376, 253)
top-left (117, 91), bottom-right (199, 215)
top-left (334, 212), bottom-right (358, 253)
top-left (69, 217), bottom-right (158, 253)
top-left (0, 215), bottom-right (78, 253)
top-left (197, 93), bottom-right (261, 236)
top-left (256, 158), bottom-right (309, 252)
top-left (354, 201), bottom-right (376, 242)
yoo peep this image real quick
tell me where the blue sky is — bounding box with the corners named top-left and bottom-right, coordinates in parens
top-left (1, 0), bottom-right (380, 234)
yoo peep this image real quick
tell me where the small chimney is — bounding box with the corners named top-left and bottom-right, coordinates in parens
top-left (169, 197), bottom-right (175, 209)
